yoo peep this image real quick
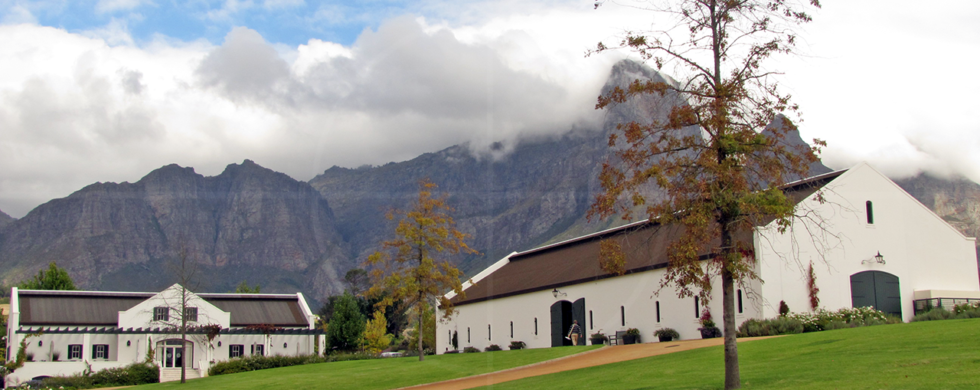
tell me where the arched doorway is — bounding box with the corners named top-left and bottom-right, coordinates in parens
top-left (550, 298), bottom-right (587, 347)
top-left (850, 271), bottom-right (901, 317)
top-left (157, 339), bottom-right (194, 369)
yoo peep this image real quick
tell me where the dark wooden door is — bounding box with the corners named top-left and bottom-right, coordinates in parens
top-left (572, 298), bottom-right (587, 345)
top-left (850, 271), bottom-right (901, 317)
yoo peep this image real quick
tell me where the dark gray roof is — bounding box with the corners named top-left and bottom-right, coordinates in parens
top-left (16, 290), bottom-right (309, 327)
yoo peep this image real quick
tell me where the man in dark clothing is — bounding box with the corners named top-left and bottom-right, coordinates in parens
top-left (568, 320), bottom-right (582, 345)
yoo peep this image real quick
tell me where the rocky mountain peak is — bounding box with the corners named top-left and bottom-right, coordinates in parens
top-left (0, 209), bottom-right (14, 231)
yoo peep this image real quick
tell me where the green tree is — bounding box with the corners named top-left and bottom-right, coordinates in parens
top-left (406, 302), bottom-right (435, 354)
top-left (366, 179), bottom-right (476, 361)
top-left (363, 310), bottom-right (392, 354)
top-left (590, 1), bottom-right (822, 388)
top-left (326, 291), bottom-right (365, 352)
top-left (17, 262), bottom-right (76, 290)
top-left (234, 280), bottom-right (261, 293)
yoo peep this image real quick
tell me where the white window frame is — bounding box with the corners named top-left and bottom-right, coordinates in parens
top-left (154, 307), bottom-right (169, 322)
top-left (69, 344), bottom-right (82, 360)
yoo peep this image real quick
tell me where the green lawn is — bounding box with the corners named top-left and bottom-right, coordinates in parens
top-left (480, 319), bottom-right (980, 389)
top-left (134, 345), bottom-right (599, 390)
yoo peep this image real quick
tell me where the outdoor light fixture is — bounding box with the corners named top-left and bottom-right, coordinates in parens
top-left (863, 251), bottom-right (886, 265)
top-left (552, 288), bottom-right (566, 298)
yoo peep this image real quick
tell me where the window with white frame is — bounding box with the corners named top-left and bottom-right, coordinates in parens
top-left (229, 344), bottom-right (244, 358)
top-left (92, 344), bottom-right (109, 359)
top-left (251, 344), bottom-right (264, 356)
top-left (69, 344), bottom-right (82, 360)
top-left (154, 307), bottom-right (169, 322)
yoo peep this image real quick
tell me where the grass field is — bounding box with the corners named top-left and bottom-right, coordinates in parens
top-left (134, 319), bottom-right (980, 389)
top-left (480, 319), bottom-right (980, 389)
top-left (134, 345), bottom-right (599, 390)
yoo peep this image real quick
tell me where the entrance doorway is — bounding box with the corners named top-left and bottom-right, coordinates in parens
top-left (850, 271), bottom-right (901, 317)
top-left (550, 298), bottom-right (586, 347)
top-left (159, 339), bottom-right (192, 368)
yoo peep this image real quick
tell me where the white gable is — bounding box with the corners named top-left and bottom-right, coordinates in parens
top-left (118, 284), bottom-right (231, 328)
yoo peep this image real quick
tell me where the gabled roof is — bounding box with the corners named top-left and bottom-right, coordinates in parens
top-left (16, 289), bottom-right (309, 327)
top-left (452, 169), bottom-right (847, 306)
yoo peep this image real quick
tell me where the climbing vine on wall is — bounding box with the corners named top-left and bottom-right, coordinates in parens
top-left (807, 262), bottom-right (820, 311)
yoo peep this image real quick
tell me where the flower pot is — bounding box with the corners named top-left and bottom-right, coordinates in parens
top-left (622, 334), bottom-right (639, 345)
top-left (699, 327), bottom-right (722, 339)
top-left (658, 335), bottom-right (673, 342)
top-left (590, 338), bottom-right (605, 345)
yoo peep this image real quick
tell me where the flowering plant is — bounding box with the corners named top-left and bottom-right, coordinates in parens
top-left (699, 308), bottom-right (715, 328)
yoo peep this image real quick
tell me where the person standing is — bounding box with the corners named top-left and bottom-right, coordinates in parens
top-left (568, 320), bottom-right (582, 345)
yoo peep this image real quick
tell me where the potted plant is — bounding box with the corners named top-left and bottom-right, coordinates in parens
top-left (508, 341), bottom-right (526, 350)
top-left (654, 328), bottom-right (680, 342)
top-left (698, 308), bottom-right (722, 339)
top-left (622, 328), bottom-right (641, 345)
top-left (589, 332), bottom-right (608, 345)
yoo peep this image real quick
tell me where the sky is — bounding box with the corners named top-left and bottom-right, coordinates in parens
top-left (0, 0), bottom-right (978, 218)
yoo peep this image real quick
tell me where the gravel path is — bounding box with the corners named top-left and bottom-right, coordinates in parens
top-left (401, 337), bottom-right (777, 390)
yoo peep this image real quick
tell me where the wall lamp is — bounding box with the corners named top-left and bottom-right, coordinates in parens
top-left (552, 288), bottom-right (567, 298)
top-left (862, 251), bottom-right (885, 265)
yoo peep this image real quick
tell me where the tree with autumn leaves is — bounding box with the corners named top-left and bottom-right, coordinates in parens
top-left (367, 179), bottom-right (475, 361)
top-left (590, 1), bottom-right (823, 388)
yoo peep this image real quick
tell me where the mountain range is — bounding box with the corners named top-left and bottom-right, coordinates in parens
top-left (0, 60), bottom-right (977, 307)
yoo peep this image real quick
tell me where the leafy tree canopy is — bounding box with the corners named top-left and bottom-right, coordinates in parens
top-left (590, 1), bottom-right (822, 388)
top-left (327, 291), bottom-right (366, 352)
top-left (234, 280), bottom-right (261, 294)
top-left (366, 179), bottom-right (476, 361)
top-left (18, 262), bottom-right (76, 290)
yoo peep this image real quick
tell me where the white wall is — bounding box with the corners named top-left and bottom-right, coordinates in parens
top-left (437, 267), bottom-right (761, 353)
top-left (756, 163), bottom-right (979, 321)
top-left (119, 284), bottom-right (231, 329)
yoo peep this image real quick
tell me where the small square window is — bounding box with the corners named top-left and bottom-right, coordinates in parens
top-left (251, 344), bottom-right (264, 356)
top-left (184, 307), bottom-right (198, 322)
top-left (154, 307), bottom-right (169, 322)
top-left (69, 344), bottom-right (82, 360)
top-left (229, 344), bottom-right (244, 358)
top-left (92, 344), bottom-right (109, 359)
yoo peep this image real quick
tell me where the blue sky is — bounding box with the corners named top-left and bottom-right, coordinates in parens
top-left (0, 1), bottom-right (979, 218)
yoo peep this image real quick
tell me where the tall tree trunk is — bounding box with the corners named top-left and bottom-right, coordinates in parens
top-left (721, 224), bottom-right (740, 389)
top-left (417, 300), bottom-right (424, 361)
top-left (722, 269), bottom-right (740, 389)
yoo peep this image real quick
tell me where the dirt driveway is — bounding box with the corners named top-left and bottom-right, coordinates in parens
top-left (402, 337), bottom-right (776, 390)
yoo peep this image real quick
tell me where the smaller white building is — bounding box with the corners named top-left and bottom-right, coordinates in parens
top-left (5, 284), bottom-right (325, 386)
top-left (437, 163), bottom-right (980, 353)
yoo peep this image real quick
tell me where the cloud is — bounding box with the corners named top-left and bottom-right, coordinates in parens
top-left (95, 0), bottom-right (151, 14)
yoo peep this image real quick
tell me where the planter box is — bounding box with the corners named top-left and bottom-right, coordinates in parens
top-left (699, 327), bottom-right (722, 339)
top-left (590, 338), bottom-right (606, 345)
top-left (658, 335), bottom-right (674, 342)
top-left (622, 334), bottom-right (640, 345)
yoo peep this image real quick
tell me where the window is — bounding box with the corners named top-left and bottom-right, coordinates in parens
top-left (69, 344), bottom-right (82, 360)
top-left (589, 310), bottom-right (593, 330)
top-left (488, 324), bottom-right (492, 340)
top-left (656, 301), bottom-right (661, 323)
top-left (620, 306), bottom-right (625, 326)
top-left (510, 321), bottom-right (514, 338)
top-left (737, 289), bottom-right (743, 314)
top-left (467, 327), bottom-right (471, 343)
top-left (251, 344), bottom-right (264, 356)
top-left (694, 297), bottom-right (700, 318)
top-left (229, 344), bottom-right (244, 358)
top-left (534, 318), bottom-right (538, 335)
top-left (154, 307), bottom-right (169, 322)
top-left (92, 344), bottom-right (109, 360)
top-left (866, 201), bottom-right (874, 224)
top-left (184, 307), bottom-right (198, 322)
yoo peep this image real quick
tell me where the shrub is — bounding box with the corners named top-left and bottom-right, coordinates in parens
top-left (912, 303), bottom-right (980, 322)
top-left (485, 344), bottom-right (502, 352)
top-left (508, 341), bottom-right (526, 350)
top-left (209, 354), bottom-right (330, 376)
top-left (590, 332), bottom-right (608, 342)
top-left (463, 346), bottom-right (480, 353)
top-left (43, 363), bottom-right (159, 389)
top-left (778, 301), bottom-right (790, 317)
top-left (741, 307), bottom-right (899, 336)
top-left (625, 328), bottom-right (640, 336)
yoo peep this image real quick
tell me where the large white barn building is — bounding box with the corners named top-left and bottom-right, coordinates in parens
top-left (437, 163), bottom-right (980, 352)
top-left (5, 284), bottom-right (325, 386)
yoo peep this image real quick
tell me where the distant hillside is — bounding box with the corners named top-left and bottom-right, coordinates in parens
top-left (0, 160), bottom-right (350, 299)
top-left (0, 209), bottom-right (13, 231)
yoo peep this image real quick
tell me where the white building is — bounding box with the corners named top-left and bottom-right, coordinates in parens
top-left (5, 284), bottom-right (325, 386)
top-left (437, 163), bottom-right (980, 352)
